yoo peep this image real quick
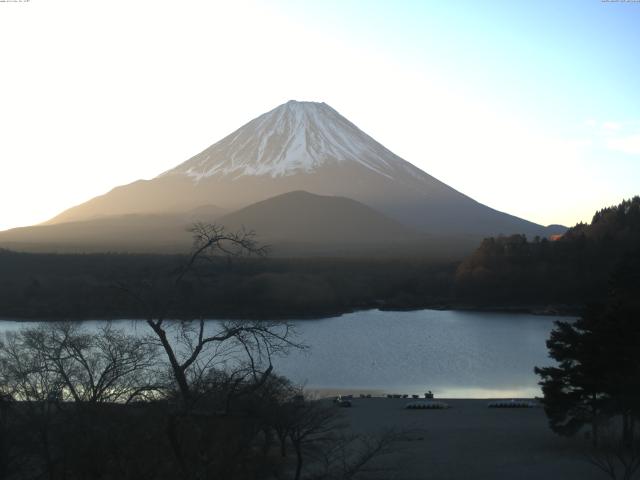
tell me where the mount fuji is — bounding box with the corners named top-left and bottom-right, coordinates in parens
top-left (0, 100), bottom-right (564, 255)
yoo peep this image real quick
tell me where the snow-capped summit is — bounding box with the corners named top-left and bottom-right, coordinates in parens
top-left (161, 100), bottom-right (407, 180)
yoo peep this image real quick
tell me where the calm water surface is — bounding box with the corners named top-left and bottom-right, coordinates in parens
top-left (0, 309), bottom-right (570, 398)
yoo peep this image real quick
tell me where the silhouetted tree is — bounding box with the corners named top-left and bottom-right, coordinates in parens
top-left (119, 223), bottom-right (300, 408)
top-left (587, 421), bottom-right (640, 480)
top-left (534, 305), bottom-right (611, 444)
top-left (536, 248), bottom-right (640, 478)
top-left (456, 196), bottom-right (640, 307)
top-left (0, 322), bottom-right (164, 480)
top-left (20, 322), bottom-right (161, 403)
top-left (117, 223), bottom-right (305, 480)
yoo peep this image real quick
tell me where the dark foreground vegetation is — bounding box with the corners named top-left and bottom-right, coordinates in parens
top-left (455, 196), bottom-right (640, 309)
top-left (0, 321), bottom-right (404, 480)
top-left (0, 198), bottom-right (638, 479)
top-left (535, 241), bottom-right (640, 479)
top-left (1, 197), bottom-right (638, 319)
top-left (0, 227), bottom-right (404, 480)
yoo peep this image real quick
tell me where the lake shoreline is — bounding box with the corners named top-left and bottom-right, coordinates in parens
top-left (340, 397), bottom-right (599, 479)
top-left (0, 303), bottom-right (581, 323)
top-left (307, 387), bottom-right (542, 401)
top-left (0, 309), bottom-right (560, 399)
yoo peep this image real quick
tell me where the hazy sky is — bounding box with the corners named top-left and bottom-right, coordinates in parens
top-left (1, 0), bottom-right (639, 231)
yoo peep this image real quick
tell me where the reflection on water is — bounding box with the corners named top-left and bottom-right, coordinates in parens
top-left (270, 309), bottom-right (568, 398)
top-left (0, 309), bottom-right (571, 398)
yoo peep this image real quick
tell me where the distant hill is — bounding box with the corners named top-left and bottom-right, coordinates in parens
top-left (1, 197), bottom-right (635, 320)
top-left (0, 204), bottom-right (224, 253)
top-left (0, 191), bottom-right (477, 258)
top-left (0, 213), bottom-right (196, 253)
top-left (216, 191), bottom-right (425, 252)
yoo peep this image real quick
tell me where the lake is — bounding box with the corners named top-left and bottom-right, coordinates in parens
top-left (0, 309), bottom-right (569, 398)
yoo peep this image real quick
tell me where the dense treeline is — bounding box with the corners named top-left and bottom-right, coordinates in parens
top-left (534, 224), bottom-right (640, 479)
top-left (455, 196), bottom-right (640, 308)
top-left (0, 250), bottom-right (455, 319)
top-left (535, 251), bottom-right (640, 438)
top-left (1, 196), bottom-right (638, 319)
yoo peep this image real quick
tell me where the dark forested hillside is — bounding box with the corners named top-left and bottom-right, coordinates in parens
top-left (0, 250), bottom-right (455, 319)
top-left (454, 196), bottom-right (640, 307)
top-left (1, 197), bottom-right (637, 320)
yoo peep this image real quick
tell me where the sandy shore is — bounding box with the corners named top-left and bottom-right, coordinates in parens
top-left (335, 397), bottom-right (602, 480)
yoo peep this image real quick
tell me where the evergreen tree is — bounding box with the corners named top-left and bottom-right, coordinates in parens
top-left (535, 248), bottom-right (640, 446)
top-left (534, 305), bottom-right (610, 444)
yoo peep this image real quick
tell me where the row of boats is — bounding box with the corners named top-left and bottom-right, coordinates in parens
top-left (333, 394), bottom-right (538, 409)
top-left (406, 399), bottom-right (539, 409)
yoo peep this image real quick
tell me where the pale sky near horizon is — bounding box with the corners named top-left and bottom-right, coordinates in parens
top-left (1, 0), bottom-right (639, 231)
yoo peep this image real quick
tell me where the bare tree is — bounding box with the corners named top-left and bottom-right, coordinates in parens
top-left (311, 429), bottom-right (409, 480)
top-left (18, 322), bottom-right (161, 404)
top-left (0, 330), bottom-right (63, 404)
top-left (587, 420), bottom-right (640, 480)
top-left (0, 330), bottom-right (67, 480)
top-left (266, 395), bottom-right (408, 480)
top-left (113, 223), bottom-right (305, 480)
top-left (119, 223), bottom-right (301, 408)
top-left (0, 322), bottom-right (165, 479)
top-left (147, 317), bottom-right (299, 409)
top-left (288, 401), bottom-right (341, 480)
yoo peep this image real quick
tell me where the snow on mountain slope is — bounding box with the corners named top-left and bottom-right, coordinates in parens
top-left (161, 100), bottom-right (407, 180)
top-left (40, 99), bottom-right (560, 239)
